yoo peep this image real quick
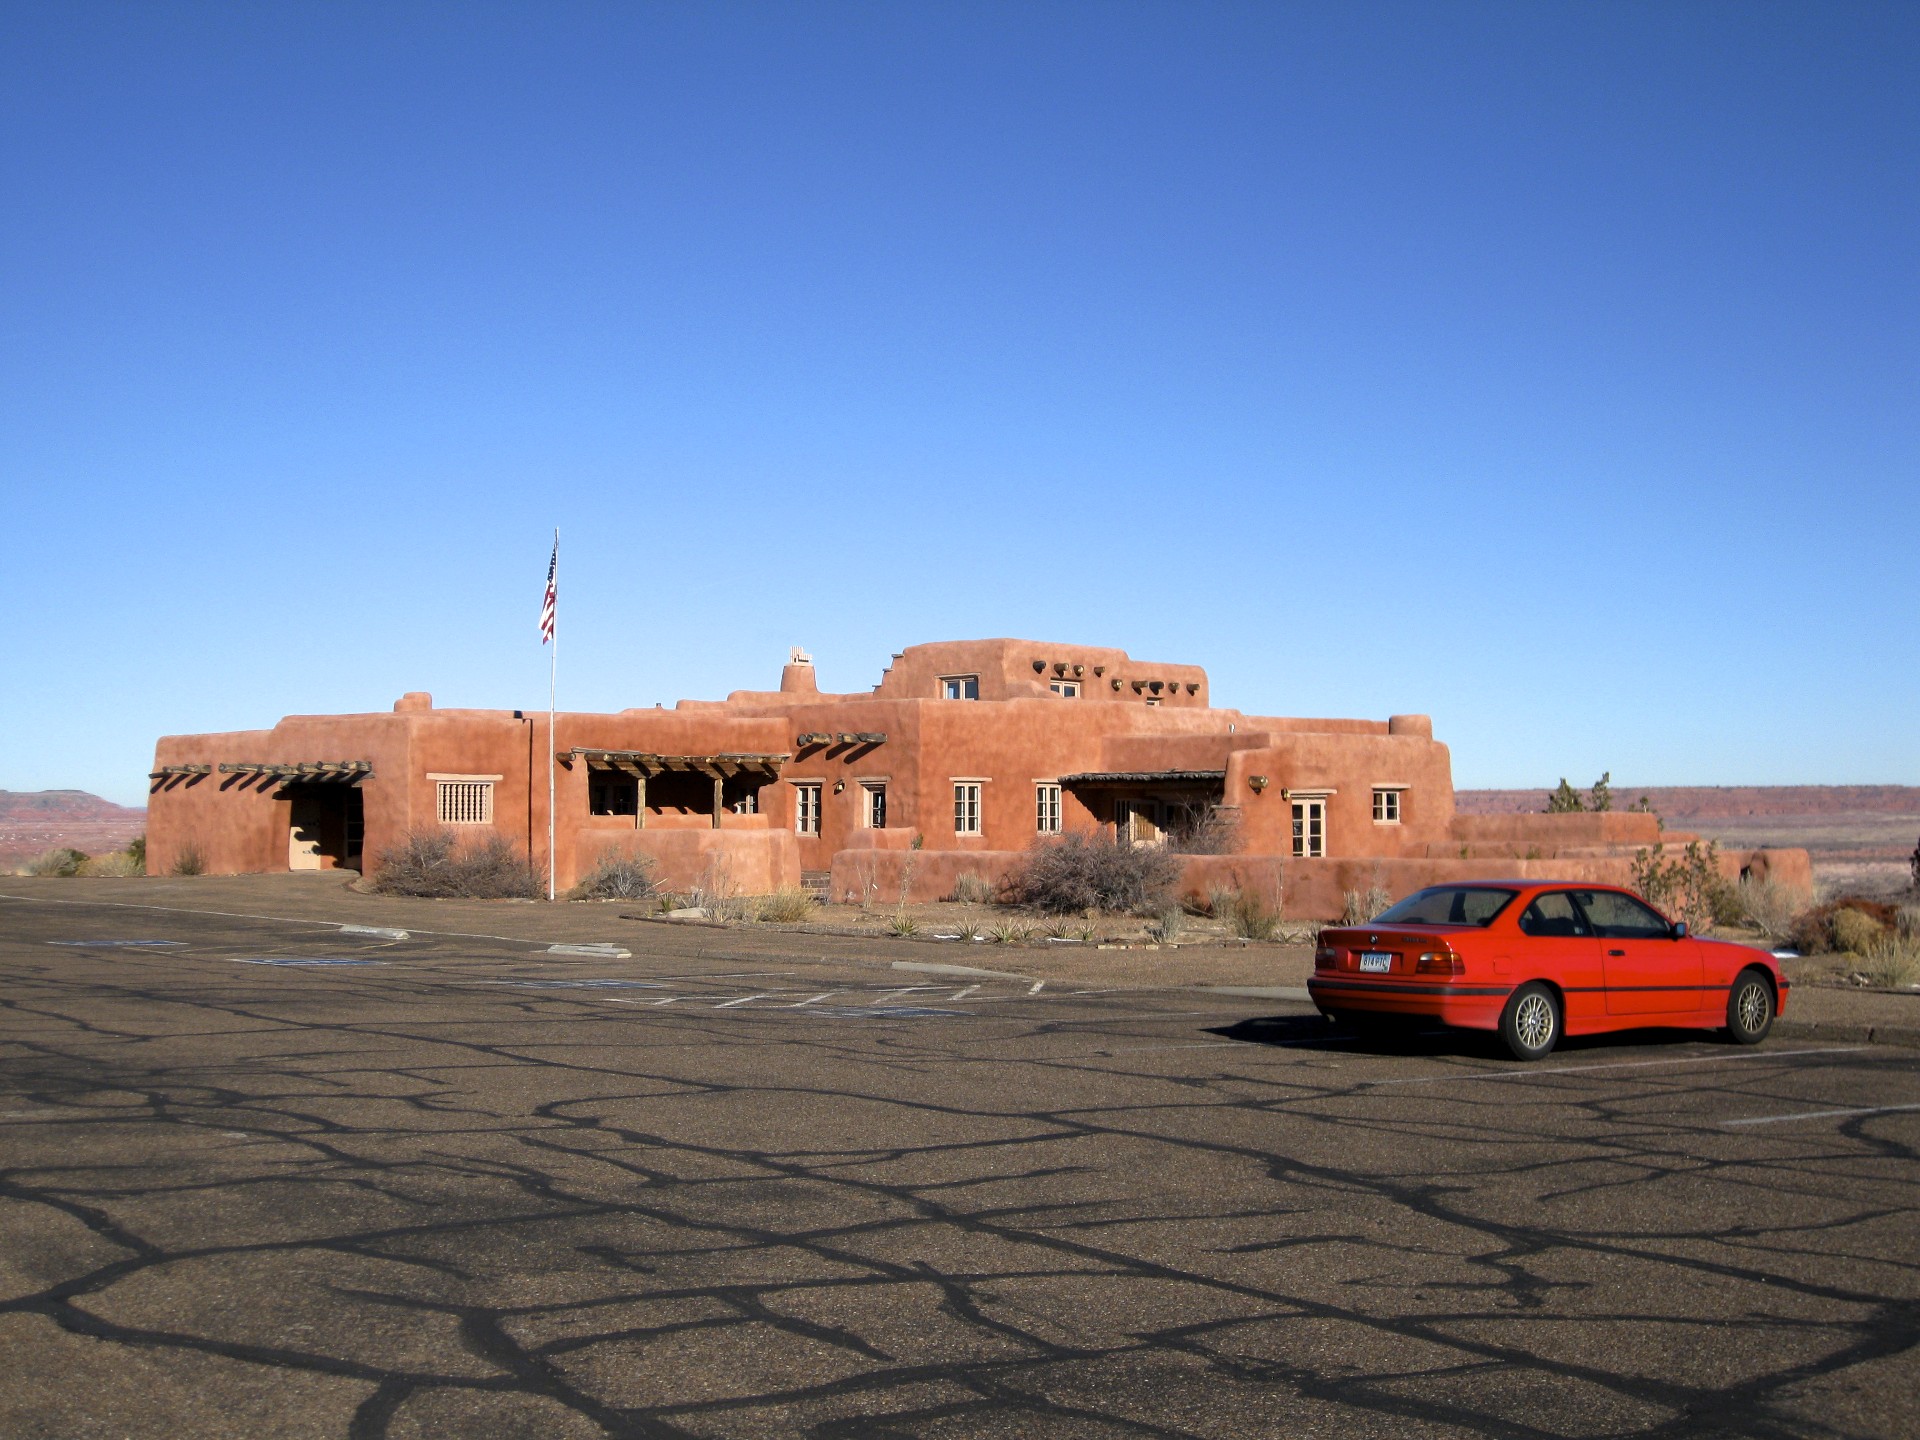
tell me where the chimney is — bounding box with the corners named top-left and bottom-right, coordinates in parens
top-left (781, 646), bottom-right (818, 695)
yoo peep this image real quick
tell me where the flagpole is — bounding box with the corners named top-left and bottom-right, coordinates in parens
top-left (547, 528), bottom-right (558, 902)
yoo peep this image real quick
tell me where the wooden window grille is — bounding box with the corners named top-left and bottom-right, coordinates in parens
top-left (795, 783), bottom-right (822, 836)
top-left (437, 780), bottom-right (494, 826)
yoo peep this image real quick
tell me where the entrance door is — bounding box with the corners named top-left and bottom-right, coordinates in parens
top-left (1115, 800), bottom-right (1164, 846)
top-left (289, 796), bottom-right (324, 870)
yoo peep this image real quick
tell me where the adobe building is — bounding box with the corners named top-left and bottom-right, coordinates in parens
top-left (146, 639), bottom-right (1809, 917)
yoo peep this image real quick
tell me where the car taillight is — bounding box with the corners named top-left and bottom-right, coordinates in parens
top-left (1314, 946), bottom-right (1338, 971)
top-left (1416, 951), bottom-right (1463, 976)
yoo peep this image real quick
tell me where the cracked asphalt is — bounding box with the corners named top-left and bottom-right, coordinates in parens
top-left (1, 892), bottom-right (1916, 1438)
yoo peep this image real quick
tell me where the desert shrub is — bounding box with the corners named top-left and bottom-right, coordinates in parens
top-left (886, 911), bottom-right (918, 937)
top-left (1735, 876), bottom-right (1810, 944)
top-left (1222, 887), bottom-right (1281, 941)
top-left (1860, 936), bottom-right (1920, 989)
top-left (756, 889), bottom-right (818, 923)
top-left (987, 919), bottom-right (1029, 944)
top-left (1790, 896), bottom-right (1900, 954)
top-left (372, 830), bottom-right (540, 900)
top-left (1630, 840), bottom-right (1737, 931)
top-left (1831, 907), bottom-right (1886, 956)
top-left (25, 847), bottom-right (90, 877)
top-left (1148, 905), bottom-right (1185, 943)
top-left (570, 850), bottom-right (657, 902)
top-left (1341, 884), bottom-right (1393, 926)
top-left (1007, 832), bottom-right (1181, 915)
top-left (1168, 806), bottom-right (1240, 855)
top-left (1900, 906), bottom-right (1920, 941)
top-left (128, 836), bottom-right (147, 870)
top-left (950, 871), bottom-right (996, 905)
top-left (171, 846), bottom-right (205, 877)
top-left (80, 850), bottom-right (144, 877)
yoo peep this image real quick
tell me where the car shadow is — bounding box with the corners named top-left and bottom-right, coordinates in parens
top-left (1205, 1014), bottom-right (1732, 1063)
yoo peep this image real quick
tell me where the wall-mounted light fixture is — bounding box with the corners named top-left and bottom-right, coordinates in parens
top-left (1032, 660), bottom-right (1045, 673)
top-left (1248, 775), bottom-right (1270, 793)
top-left (833, 779), bottom-right (845, 794)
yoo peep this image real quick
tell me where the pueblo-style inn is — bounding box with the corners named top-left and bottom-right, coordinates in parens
top-left (147, 639), bottom-right (1807, 917)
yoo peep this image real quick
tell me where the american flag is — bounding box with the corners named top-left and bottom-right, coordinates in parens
top-left (539, 535), bottom-right (557, 644)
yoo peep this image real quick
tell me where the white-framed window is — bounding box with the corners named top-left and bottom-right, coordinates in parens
top-left (861, 782), bottom-right (887, 829)
top-left (1144, 698), bottom-right (1161, 706)
top-left (1035, 783), bottom-right (1062, 833)
top-left (1291, 798), bottom-right (1326, 858)
top-left (953, 782), bottom-right (982, 835)
top-left (940, 674), bottom-right (980, 700)
top-left (1372, 788), bottom-right (1403, 823)
top-left (795, 782), bottom-right (822, 836)
top-left (436, 779), bottom-right (494, 825)
top-left (1050, 680), bottom-right (1080, 697)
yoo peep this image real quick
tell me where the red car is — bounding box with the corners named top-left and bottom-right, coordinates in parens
top-left (1309, 881), bottom-right (1787, 1061)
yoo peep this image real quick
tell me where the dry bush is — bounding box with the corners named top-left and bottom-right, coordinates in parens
top-left (1831, 907), bottom-right (1886, 956)
top-left (1148, 905), bottom-right (1185, 943)
top-left (950, 872), bottom-right (996, 905)
top-left (1789, 896), bottom-right (1899, 954)
top-left (1007, 832), bottom-right (1181, 915)
top-left (570, 850), bottom-right (657, 902)
top-left (886, 911), bottom-right (918, 937)
top-left (1341, 885), bottom-right (1392, 926)
top-left (1898, 905), bottom-right (1920, 941)
top-left (373, 831), bottom-right (540, 899)
top-left (1735, 876), bottom-right (1810, 944)
top-left (1222, 888), bottom-right (1281, 940)
top-left (1861, 935), bottom-right (1920, 989)
top-left (171, 846), bottom-right (205, 877)
top-left (1168, 806), bottom-right (1240, 855)
top-left (80, 850), bottom-right (144, 877)
top-left (756, 889), bottom-right (818, 923)
top-left (25, 847), bottom-right (89, 876)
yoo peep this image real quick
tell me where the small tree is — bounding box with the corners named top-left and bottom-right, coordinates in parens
top-left (1546, 780), bottom-right (1585, 813)
top-left (1587, 772), bottom-right (1613, 813)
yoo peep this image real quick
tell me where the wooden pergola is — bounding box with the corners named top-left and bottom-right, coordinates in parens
top-left (561, 749), bottom-right (791, 829)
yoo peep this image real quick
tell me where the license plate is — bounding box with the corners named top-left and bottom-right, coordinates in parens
top-left (1358, 952), bottom-right (1393, 973)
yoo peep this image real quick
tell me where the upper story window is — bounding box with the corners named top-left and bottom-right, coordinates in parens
top-left (794, 782), bottom-right (822, 836)
top-left (953, 782), bottom-right (982, 835)
top-left (861, 782), bottom-right (887, 829)
top-left (1035, 783), bottom-right (1062, 833)
top-left (941, 675), bottom-right (980, 701)
top-left (1050, 680), bottom-right (1080, 697)
top-left (1372, 788), bottom-right (1403, 823)
top-left (436, 779), bottom-right (494, 826)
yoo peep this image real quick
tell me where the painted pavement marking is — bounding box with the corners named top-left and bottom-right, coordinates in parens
top-left (1361, 1046), bottom-right (1871, 1087)
top-left (45, 940), bottom-right (187, 948)
top-left (1724, 1101), bottom-right (1920, 1127)
top-left (230, 957), bottom-right (387, 968)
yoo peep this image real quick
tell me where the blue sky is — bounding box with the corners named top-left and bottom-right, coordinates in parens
top-left (3, 1), bottom-right (1914, 807)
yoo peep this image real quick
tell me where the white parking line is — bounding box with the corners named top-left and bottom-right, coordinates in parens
top-left (789, 993), bottom-right (838, 1007)
top-left (1724, 1101), bottom-right (1920, 1127)
top-left (1029, 981), bottom-right (1047, 994)
top-left (1362, 1046), bottom-right (1868, 1086)
top-left (715, 994), bottom-right (773, 1008)
top-left (1091, 1041), bottom-right (1244, 1056)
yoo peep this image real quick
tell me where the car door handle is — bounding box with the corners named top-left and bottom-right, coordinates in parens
top-left (1607, 949), bottom-right (1626, 957)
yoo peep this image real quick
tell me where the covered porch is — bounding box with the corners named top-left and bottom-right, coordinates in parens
top-left (1058, 769), bottom-right (1231, 848)
top-left (565, 748), bottom-right (790, 829)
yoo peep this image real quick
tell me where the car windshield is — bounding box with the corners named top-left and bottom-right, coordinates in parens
top-left (1371, 887), bottom-right (1517, 928)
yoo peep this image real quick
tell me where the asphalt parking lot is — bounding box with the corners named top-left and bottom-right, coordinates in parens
top-left (2, 891), bottom-right (1916, 1439)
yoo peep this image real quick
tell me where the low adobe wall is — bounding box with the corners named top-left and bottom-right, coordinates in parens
top-left (570, 826), bottom-right (800, 896)
top-left (828, 844), bottom-right (1813, 920)
top-left (826, 846), bottom-right (1288, 911)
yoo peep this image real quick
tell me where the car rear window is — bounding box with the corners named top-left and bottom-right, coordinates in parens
top-left (1372, 887), bottom-right (1517, 927)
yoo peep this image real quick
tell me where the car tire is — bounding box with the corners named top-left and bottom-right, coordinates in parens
top-left (1499, 983), bottom-right (1560, 1061)
top-left (1725, 969), bottom-right (1775, 1045)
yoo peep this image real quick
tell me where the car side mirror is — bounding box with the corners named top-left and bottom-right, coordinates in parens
top-left (1671, 921), bottom-right (1689, 940)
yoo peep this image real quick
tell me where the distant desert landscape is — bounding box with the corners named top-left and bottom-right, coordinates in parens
top-left (1458, 785), bottom-right (1920, 897)
top-left (6, 784), bottom-right (1917, 895)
